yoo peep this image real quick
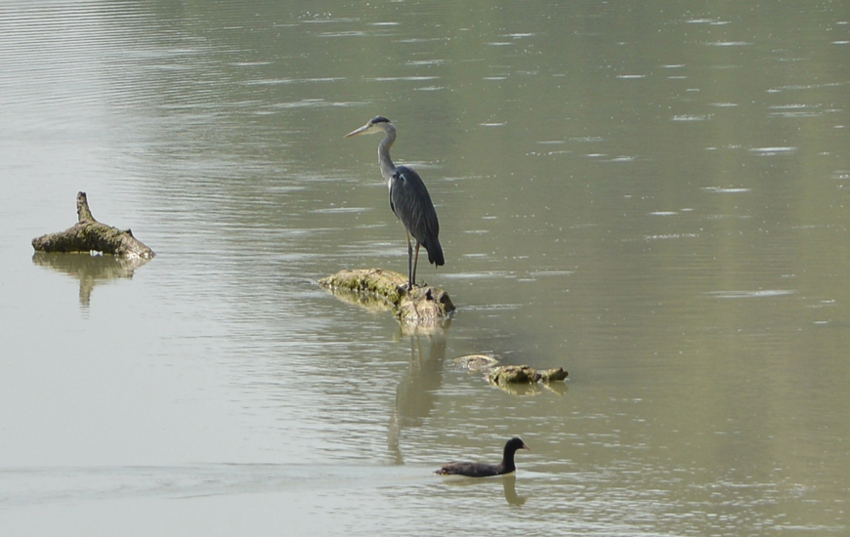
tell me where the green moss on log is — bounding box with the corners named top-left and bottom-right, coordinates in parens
top-left (319, 268), bottom-right (454, 326)
top-left (486, 365), bottom-right (569, 386)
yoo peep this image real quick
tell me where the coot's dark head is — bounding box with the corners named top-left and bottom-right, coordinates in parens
top-left (506, 437), bottom-right (530, 452)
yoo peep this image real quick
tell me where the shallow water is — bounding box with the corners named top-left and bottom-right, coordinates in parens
top-left (2, 1), bottom-right (849, 535)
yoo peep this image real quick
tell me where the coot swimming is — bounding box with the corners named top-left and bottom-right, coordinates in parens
top-left (435, 437), bottom-right (529, 477)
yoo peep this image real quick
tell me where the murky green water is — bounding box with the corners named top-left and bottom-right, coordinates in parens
top-left (2, 1), bottom-right (849, 535)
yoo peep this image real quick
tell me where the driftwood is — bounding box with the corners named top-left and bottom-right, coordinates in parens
top-left (32, 192), bottom-right (154, 259)
top-left (319, 268), bottom-right (455, 326)
top-left (453, 354), bottom-right (569, 395)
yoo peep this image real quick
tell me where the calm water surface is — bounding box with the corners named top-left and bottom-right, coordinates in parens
top-left (2, 1), bottom-right (849, 535)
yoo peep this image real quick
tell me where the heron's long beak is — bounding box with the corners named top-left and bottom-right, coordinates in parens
top-left (344, 123), bottom-right (371, 138)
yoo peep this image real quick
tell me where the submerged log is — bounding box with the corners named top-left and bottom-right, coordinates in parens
top-left (319, 268), bottom-right (454, 326)
top-left (32, 192), bottom-right (155, 259)
top-left (453, 354), bottom-right (500, 371)
top-left (487, 365), bottom-right (569, 386)
top-left (452, 355), bottom-right (568, 395)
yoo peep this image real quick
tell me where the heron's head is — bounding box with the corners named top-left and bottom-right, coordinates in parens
top-left (345, 116), bottom-right (393, 138)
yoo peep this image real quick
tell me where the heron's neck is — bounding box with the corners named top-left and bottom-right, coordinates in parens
top-left (378, 127), bottom-right (397, 183)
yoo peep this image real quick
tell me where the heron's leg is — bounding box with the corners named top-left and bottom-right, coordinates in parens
top-left (405, 230), bottom-right (414, 289)
top-left (412, 242), bottom-right (421, 288)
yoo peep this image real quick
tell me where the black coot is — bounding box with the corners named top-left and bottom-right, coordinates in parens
top-left (435, 437), bottom-right (529, 477)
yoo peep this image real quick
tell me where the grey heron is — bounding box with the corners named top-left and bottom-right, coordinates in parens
top-left (345, 116), bottom-right (444, 289)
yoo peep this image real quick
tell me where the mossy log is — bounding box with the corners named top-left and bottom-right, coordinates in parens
top-left (487, 365), bottom-right (568, 386)
top-left (453, 355), bottom-right (568, 385)
top-left (319, 268), bottom-right (455, 326)
top-left (32, 192), bottom-right (155, 259)
top-left (452, 355), bottom-right (568, 395)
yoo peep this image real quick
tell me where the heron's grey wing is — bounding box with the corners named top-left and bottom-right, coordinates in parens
top-left (390, 166), bottom-right (441, 248)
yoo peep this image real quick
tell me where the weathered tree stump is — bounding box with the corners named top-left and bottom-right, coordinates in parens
top-left (318, 268), bottom-right (454, 326)
top-left (32, 192), bottom-right (155, 259)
